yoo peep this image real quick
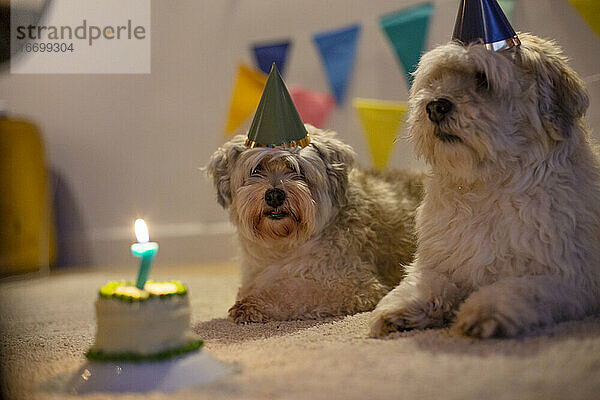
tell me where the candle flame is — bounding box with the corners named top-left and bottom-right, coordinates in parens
top-left (134, 219), bottom-right (150, 243)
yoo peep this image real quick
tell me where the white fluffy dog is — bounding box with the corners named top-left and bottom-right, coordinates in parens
top-left (208, 126), bottom-right (423, 323)
top-left (371, 33), bottom-right (600, 338)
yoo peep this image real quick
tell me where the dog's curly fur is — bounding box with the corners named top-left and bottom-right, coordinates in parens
top-left (370, 33), bottom-right (600, 338)
top-left (207, 126), bottom-right (423, 323)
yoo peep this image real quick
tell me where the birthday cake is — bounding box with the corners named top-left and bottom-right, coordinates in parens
top-left (86, 280), bottom-right (203, 362)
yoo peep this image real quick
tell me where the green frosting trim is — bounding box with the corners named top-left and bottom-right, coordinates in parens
top-left (86, 339), bottom-right (203, 362)
top-left (98, 280), bottom-right (187, 302)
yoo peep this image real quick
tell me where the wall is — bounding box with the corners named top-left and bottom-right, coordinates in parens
top-left (1, 0), bottom-right (599, 267)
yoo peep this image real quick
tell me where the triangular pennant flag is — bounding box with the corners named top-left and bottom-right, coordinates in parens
top-left (353, 98), bottom-right (408, 170)
top-left (498, 0), bottom-right (515, 23)
top-left (289, 87), bottom-right (335, 128)
top-left (224, 64), bottom-right (268, 135)
top-left (252, 40), bottom-right (291, 76)
top-left (569, 0), bottom-right (600, 38)
top-left (380, 3), bottom-right (433, 87)
top-left (313, 24), bottom-right (361, 105)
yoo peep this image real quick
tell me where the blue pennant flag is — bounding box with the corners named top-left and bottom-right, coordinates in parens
top-left (313, 24), bottom-right (361, 105)
top-left (380, 3), bottom-right (433, 87)
top-left (252, 41), bottom-right (291, 76)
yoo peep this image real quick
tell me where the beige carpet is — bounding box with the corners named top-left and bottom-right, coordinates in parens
top-left (1, 263), bottom-right (600, 400)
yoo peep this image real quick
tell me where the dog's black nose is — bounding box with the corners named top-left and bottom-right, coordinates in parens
top-left (265, 188), bottom-right (286, 208)
top-left (426, 98), bottom-right (454, 123)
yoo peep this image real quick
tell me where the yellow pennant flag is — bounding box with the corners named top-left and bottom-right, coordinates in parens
top-left (224, 64), bottom-right (268, 135)
top-left (353, 98), bottom-right (408, 170)
top-left (569, 0), bottom-right (600, 38)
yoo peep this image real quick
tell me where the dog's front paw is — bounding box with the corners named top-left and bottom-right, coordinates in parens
top-left (452, 300), bottom-right (518, 338)
top-left (369, 307), bottom-right (413, 338)
top-left (369, 297), bottom-right (451, 338)
top-left (228, 296), bottom-right (271, 324)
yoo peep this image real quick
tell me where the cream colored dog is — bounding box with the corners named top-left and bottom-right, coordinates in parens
top-left (208, 126), bottom-right (423, 323)
top-left (371, 33), bottom-right (600, 338)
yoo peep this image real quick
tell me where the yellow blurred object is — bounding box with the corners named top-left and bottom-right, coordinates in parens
top-left (224, 64), bottom-right (268, 135)
top-left (353, 98), bottom-right (408, 170)
top-left (569, 0), bottom-right (600, 38)
top-left (0, 117), bottom-right (56, 276)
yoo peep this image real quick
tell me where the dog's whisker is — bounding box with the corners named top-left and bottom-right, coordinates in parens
top-left (290, 210), bottom-right (300, 223)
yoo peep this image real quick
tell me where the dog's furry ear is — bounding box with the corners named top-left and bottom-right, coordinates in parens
top-left (516, 34), bottom-right (589, 141)
top-left (308, 129), bottom-right (356, 204)
top-left (205, 135), bottom-right (246, 208)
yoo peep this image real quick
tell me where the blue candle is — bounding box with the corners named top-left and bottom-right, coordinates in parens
top-left (131, 219), bottom-right (159, 289)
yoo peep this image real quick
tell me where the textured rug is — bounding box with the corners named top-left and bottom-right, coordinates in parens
top-left (1, 264), bottom-right (600, 400)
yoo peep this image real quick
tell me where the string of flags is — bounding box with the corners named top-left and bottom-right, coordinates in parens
top-left (224, 0), bottom-right (598, 169)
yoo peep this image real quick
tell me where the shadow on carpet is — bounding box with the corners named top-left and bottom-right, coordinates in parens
top-left (194, 317), bottom-right (345, 344)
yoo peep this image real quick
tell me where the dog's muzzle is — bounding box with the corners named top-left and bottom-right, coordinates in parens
top-left (426, 98), bottom-right (453, 123)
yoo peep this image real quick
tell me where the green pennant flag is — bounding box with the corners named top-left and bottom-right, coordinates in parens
top-left (380, 3), bottom-right (433, 88)
top-left (498, 0), bottom-right (515, 22)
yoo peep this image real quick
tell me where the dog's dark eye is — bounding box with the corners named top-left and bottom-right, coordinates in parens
top-left (297, 166), bottom-right (306, 179)
top-left (294, 172), bottom-right (306, 181)
top-left (289, 165), bottom-right (306, 181)
top-left (475, 71), bottom-right (489, 91)
top-left (251, 164), bottom-right (263, 176)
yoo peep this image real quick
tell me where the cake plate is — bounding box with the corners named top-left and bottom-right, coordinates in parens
top-left (66, 350), bottom-right (233, 394)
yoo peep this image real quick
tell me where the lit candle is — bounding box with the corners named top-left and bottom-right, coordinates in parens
top-left (131, 219), bottom-right (159, 289)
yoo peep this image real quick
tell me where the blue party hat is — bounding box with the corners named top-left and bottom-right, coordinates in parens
top-left (452, 0), bottom-right (520, 51)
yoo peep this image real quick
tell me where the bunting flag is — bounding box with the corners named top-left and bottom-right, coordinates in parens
top-left (498, 0), bottom-right (515, 22)
top-left (289, 87), bottom-right (335, 128)
top-left (252, 40), bottom-right (291, 76)
top-left (568, 0), bottom-right (600, 38)
top-left (380, 3), bottom-right (433, 88)
top-left (313, 24), bottom-right (361, 105)
top-left (224, 64), bottom-right (268, 135)
top-left (353, 98), bottom-right (408, 170)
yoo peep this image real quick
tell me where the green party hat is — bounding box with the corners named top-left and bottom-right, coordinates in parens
top-left (245, 63), bottom-right (310, 148)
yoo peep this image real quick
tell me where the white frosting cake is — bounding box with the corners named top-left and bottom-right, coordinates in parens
top-left (87, 281), bottom-right (202, 361)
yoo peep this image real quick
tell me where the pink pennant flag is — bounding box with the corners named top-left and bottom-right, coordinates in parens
top-left (289, 87), bottom-right (335, 128)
